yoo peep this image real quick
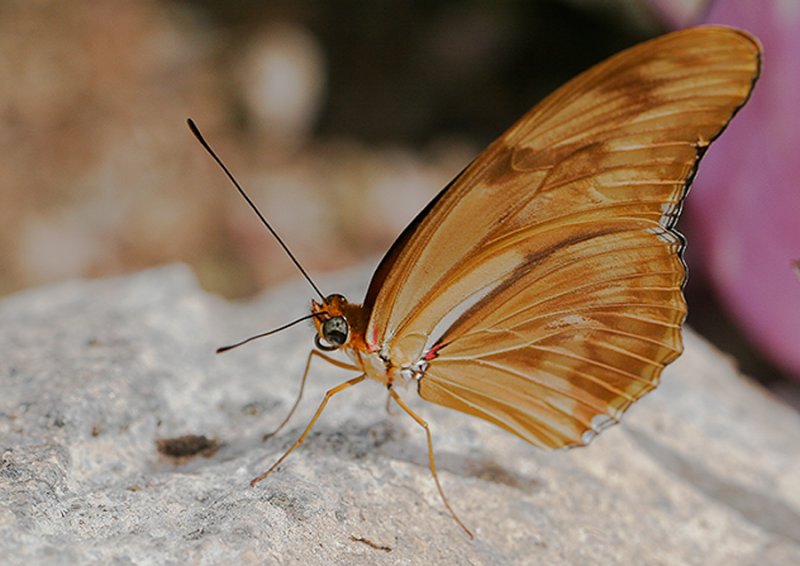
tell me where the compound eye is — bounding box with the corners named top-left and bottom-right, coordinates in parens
top-left (319, 316), bottom-right (348, 349)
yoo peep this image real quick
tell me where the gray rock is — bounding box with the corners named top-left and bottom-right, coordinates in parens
top-left (1, 264), bottom-right (798, 565)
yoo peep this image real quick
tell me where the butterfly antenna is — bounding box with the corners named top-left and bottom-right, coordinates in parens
top-left (216, 312), bottom-right (326, 354)
top-left (187, 118), bottom-right (325, 301)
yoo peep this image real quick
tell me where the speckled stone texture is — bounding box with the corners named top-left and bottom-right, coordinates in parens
top-left (1, 265), bottom-right (799, 564)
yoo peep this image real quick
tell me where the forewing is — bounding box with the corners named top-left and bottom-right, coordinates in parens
top-left (364, 26), bottom-right (760, 447)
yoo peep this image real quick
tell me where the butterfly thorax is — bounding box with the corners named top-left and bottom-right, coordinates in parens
top-left (311, 294), bottom-right (424, 386)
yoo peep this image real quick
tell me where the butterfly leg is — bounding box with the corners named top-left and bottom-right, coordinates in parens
top-left (387, 387), bottom-right (474, 539)
top-left (251, 374), bottom-right (366, 487)
top-left (263, 349), bottom-right (360, 441)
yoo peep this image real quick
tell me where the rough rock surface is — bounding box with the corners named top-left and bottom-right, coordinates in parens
top-left (1, 265), bottom-right (799, 565)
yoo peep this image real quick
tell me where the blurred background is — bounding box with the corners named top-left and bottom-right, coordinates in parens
top-left (1, 1), bottom-right (798, 407)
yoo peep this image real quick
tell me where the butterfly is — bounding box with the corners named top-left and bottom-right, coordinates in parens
top-left (189, 25), bottom-right (760, 538)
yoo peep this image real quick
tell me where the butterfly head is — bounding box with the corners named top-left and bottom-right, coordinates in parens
top-left (311, 293), bottom-right (356, 351)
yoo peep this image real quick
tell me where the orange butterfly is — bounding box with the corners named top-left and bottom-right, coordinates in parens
top-left (190, 25), bottom-right (760, 537)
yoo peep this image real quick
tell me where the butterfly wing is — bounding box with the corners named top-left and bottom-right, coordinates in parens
top-left (362, 26), bottom-right (760, 447)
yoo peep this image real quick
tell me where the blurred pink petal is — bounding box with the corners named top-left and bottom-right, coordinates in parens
top-left (645, 0), bottom-right (708, 29)
top-left (686, 2), bottom-right (800, 379)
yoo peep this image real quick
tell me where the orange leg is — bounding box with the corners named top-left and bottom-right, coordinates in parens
top-left (251, 374), bottom-right (366, 486)
top-left (263, 349), bottom-right (359, 441)
top-left (388, 387), bottom-right (474, 539)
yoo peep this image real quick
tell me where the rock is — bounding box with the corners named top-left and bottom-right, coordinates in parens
top-left (1, 264), bottom-right (798, 564)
